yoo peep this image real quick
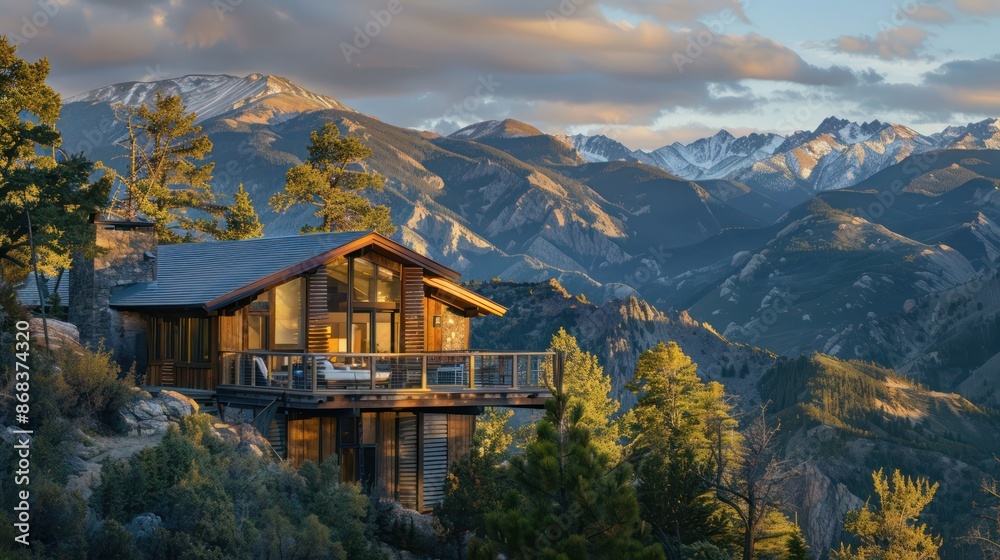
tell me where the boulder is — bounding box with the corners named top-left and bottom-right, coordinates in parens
top-left (28, 318), bottom-right (84, 353)
top-left (124, 513), bottom-right (162, 543)
top-left (158, 390), bottom-right (199, 420)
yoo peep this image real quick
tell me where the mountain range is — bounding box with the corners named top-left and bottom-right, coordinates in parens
top-left (563, 116), bottom-right (1000, 204)
top-left (57, 73), bottom-right (1000, 398)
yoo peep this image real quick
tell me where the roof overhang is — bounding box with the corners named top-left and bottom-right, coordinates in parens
top-left (423, 276), bottom-right (506, 317)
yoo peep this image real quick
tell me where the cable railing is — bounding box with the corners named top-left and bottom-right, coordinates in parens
top-left (218, 350), bottom-right (560, 394)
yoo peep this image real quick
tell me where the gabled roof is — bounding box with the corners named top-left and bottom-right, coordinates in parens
top-left (110, 231), bottom-right (470, 312)
top-left (16, 273), bottom-right (70, 307)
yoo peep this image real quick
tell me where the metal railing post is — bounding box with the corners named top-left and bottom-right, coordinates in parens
top-left (421, 355), bottom-right (428, 390)
top-left (468, 354), bottom-right (475, 390)
top-left (311, 355), bottom-right (318, 393)
top-left (369, 354), bottom-right (377, 391)
top-left (511, 353), bottom-right (518, 390)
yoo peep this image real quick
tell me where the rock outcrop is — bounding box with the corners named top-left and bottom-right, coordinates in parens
top-left (119, 389), bottom-right (200, 436)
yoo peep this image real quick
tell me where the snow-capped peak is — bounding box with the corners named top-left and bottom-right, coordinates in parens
top-left (66, 73), bottom-right (352, 123)
top-left (449, 119), bottom-right (543, 140)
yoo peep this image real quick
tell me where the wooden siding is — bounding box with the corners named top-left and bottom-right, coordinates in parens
top-left (447, 414), bottom-right (475, 467)
top-left (143, 363), bottom-right (213, 390)
top-left (219, 313), bottom-right (244, 351)
top-left (320, 416), bottom-right (337, 464)
top-left (307, 266), bottom-right (329, 353)
top-left (422, 413), bottom-right (449, 510)
top-left (378, 412), bottom-right (397, 499)
top-left (397, 413), bottom-right (418, 510)
top-left (425, 299), bottom-right (442, 352)
top-left (287, 416), bottom-right (321, 467)
top-left (401, 267), bottom-right (424, 352)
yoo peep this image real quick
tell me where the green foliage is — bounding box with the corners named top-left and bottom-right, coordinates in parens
top-left (549, 328), bottom-right (621, 457)
top-left (0, 37), bottom-right (111, 277)
top-left (216, 184), bottom-right (264, 240)
top-left (833, 468), bottom-right (941, 560)
top-left (786, 527), bottom-right (810, 560)
top-left (469, 394), bottom-right (664, 560)
top-left (270, 122), bottom-right (396, 235)
top-left (627, 342), bottom-right (740, 555)
top-left (437, 409), bottom-right (516, 551)
top-left (103, 92), bottom-right (218, 243)
top-left (54, 346), bottom-right (135, 425)
top-left (91, 419), bottom-right (385, 559)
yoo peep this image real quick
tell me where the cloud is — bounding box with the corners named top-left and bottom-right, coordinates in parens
top-left (845, 56), bottom-right (1000, 119)
top-left (906, 5), bottom-right (955, 23)
top-left (954, 0), bottom-right (1000, 15)
top-left (601, 0), bottom-right (749, 24)
top-left (0, 0), bottom-right (861, 135)
top-left (832, 26), bottom-right (931, 60)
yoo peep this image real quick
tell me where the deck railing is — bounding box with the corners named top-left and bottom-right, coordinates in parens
top-left (218, 350), bottom-right (560, 394)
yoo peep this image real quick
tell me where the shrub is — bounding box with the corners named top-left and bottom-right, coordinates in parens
top-left (55, 346), bottom-right (134, 426)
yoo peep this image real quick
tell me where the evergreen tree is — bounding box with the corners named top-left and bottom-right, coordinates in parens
top-left (549, 328), bottom-right (621, 458)
top-left (832, 468), bottom-right (941, 560)
top-left (102, 92), bottom-right (219, 243)
top-left (0, 37), bottom-right (111, 281)
top-left (269, 122), bottom-right (395, 236)
top-left (627, 342), bottom-right (739, 556)
top-left (437, 409), bottom-right (516, 556)
top-left (787, 527), bottom-right (810, 560)
top-left (217, 184), bottom-right (264, 241)
top-left (469, 394), bottom-right (664, 560)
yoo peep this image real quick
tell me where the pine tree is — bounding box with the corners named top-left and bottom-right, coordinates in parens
top-left (832, 468), bottom-right (941, 560)
top-left (217, 184), bottom-right (264, 241)
top-left (269, 122), bottom-right (395, 236)
top-left (437, 409), bottom-right (516, 555)
top-left (101, 92), bottom-right (219, 243)
top-left (787, 528), bottom-right (810, 560)
top-left (469, 394), bottom-right (664, 560)
top-left (628, 342), bottom-right (740, 555)
top-left (549, 328), bottom-right (621, 458)
top-left (0, 37), bottom-right (111, 282)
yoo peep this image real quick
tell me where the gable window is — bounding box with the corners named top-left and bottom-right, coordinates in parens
top-left (352, 257), bottom-right (400, 304)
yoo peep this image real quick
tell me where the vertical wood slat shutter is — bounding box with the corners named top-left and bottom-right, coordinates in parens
top-left (401, 267), bottom-right (424, 352)
top-left (306, 266), bottom-right (328, 353)
top-left (397, 414), bottom-right (418, 510)
top-left (422, 413), bottom-right (449, 510)
top-left (378, 412), bottom-right (397, 498)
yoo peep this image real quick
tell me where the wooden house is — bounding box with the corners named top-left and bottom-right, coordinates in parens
top-left (85, 222), bottom-right (558, 511)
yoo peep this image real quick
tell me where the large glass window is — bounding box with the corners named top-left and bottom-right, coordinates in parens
top-left (353, 258), bottom-right (375, 303)
top-left (326, 258), bottom-right (349, 312)
top-left (274, 278), bottom-right (304, 347)
top-left (376, 266), bottom-right (400, 303)
top-left (352, 257), bottom-right (400, 304)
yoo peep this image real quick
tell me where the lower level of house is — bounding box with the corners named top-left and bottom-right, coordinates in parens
top-left (228, 404), bottom-right (477, 512)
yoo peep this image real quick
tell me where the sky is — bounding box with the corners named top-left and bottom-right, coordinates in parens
top-left (4, 0), bottom-right (1000, 149)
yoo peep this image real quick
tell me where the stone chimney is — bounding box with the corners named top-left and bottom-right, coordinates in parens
top-left (69, 216), bottom-right (157, 375)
